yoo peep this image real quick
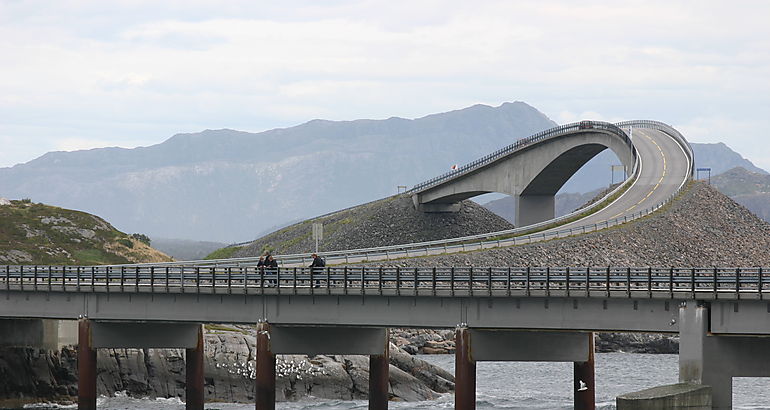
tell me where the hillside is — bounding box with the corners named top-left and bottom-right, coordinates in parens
top-left (231, 195), bottom-right (514, 257)
top-left (711, 167), bottom-right (770, 221)
top-left (0, 199), bottom-right (172, 265)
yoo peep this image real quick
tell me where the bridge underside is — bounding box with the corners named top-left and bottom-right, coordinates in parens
top-left (413, 132), bottom-right (634, 227)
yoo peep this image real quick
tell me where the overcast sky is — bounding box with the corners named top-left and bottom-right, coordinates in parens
top-left (2, 1), bottom-right (769, 169)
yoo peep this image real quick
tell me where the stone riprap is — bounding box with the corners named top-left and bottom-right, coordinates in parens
top-left (361, 182), bottom-right (770, 268)
top-left (235, 195), bottom-right (514, 257)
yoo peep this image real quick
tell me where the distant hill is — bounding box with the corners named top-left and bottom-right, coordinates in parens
top-left (151, 238), bottom-right (227, 261)
top-left (2, 100), bottom-right (765, 245)
top-left (0, 102), bottom-right (556, 243)
top-left (691, 143), bottom-right (767, 175)
top-left (711, 167), bottom-right (770, 222)
top-left (0, 199), bottom-right (172, 265)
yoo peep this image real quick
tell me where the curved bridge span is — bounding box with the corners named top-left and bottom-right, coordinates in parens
top-left (410, 121), bottom-right (638, 227)
top-left (155, 120), bottom-right (692, 268)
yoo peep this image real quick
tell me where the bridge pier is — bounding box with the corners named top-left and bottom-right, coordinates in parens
top-left (455, 326), bottom-right (476, 410)
top-left (454, 327), bottom-right (595, 410)
top-left (255, 321), bottom-right (276, 410)
top-left (78, 319), bottom-right (97, 410)
top-left (76, 320), bottom-right (205, 409)
top-left (368, 338), bottom-right (390, 410)
top-left (185, 325), bottom-right (205, 410)
top-left (678, 301), bottom-right (770, 409)
top-left (574, 333), bottom-right (595, 410)
top-left (515, 194), bottom-right (555, 227)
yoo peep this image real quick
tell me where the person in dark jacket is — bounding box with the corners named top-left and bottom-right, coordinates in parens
top-left (265, 255), bottom-right (278, 286)
top-left (309, 253), bottom-right (325, 287)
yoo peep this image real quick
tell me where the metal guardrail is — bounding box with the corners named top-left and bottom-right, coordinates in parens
top-left (408, 120), bottom-right (636, 194)
top-left (1, 265), bottom-right (766, 300)
top-left (119, 120), bottom-right (691, 268)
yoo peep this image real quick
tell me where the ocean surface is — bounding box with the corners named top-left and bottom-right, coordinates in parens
top-left (14, 353), bottom-right (770, 409)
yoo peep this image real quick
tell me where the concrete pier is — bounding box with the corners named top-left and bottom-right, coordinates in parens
top-left (255, 321), bottom-right (276, 410)
top-left (368, 351), bottom-right (389, 409)
top-left (185, 325), bottom-right (204, 410)
top-left (77, 319), bottom-right (97, 410)
top-left (455, 326), bottom-right (476, 410)
top-left (678, 301), bottom-right (770, 409)
top-left (574, 333), bottom-right (595, 410)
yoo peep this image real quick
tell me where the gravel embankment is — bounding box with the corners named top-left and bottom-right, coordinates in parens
top-left (367, 182), bottom-right (770, 267)
top-left (235, 195), bottom-right (514, 257)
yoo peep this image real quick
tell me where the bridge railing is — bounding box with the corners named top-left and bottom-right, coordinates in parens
top-left (116, 120), bottom-right (689, 268)
top-left (2, 265), bottom-right (766, 300)
top-left (408, 120), bottom-right (636, 194)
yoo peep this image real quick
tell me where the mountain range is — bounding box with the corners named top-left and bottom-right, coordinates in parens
top-left (1, 102), bottom-right (766, 244)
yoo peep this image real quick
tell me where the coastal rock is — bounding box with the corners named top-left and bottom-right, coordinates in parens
top-left (0, 327), bottom-right (454, 405)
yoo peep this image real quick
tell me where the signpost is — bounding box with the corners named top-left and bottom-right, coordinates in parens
top-left (610, 165), bottom-right (626, 185)
top-left (312, 223), bottom-right (323, 253)
top-left (696, 167), bottom-right (711, 184)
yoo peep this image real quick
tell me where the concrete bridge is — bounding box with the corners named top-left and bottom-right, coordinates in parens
top-left (132, 120), bottom-right (692, 269)
top-left (0, 120), bottom-right (730, 409)
top-left (2, 265), bottom-right (770, 409)
top-left (410, 121), bottom-right (637, 226)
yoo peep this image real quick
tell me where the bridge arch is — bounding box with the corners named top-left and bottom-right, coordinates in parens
top-left (411, 121), bottom-right (636, 227)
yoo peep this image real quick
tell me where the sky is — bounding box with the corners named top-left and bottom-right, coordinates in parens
top-left (1, 0), bottom-right (769, 169)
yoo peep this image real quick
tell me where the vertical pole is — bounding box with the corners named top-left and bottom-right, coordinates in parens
top-left (574, 332), bottom-right (595, 410)
top-left (255, 321), bottom-right (276, 410)
top-left (369, 329), bottom-right (390, 410)
top-left (78, 318), bottom-right (97, 410)
top-left (185, 324), bottom-right (205, 410)
top-left (455, 326), bottom-right (475, 410)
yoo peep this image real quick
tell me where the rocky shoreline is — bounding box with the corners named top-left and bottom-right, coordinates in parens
top-left (0, 326), bottom-right (454, 406)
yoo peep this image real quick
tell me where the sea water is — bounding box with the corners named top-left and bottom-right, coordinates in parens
top-left (15, 353), bottom-right (770, 409)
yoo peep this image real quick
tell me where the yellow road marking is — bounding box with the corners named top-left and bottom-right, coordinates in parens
top-left (609, 132), bottom-right (667, 219)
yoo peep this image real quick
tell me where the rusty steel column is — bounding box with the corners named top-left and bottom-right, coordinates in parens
top-left (368, 329), bottom-right (390, 410)
top-left (255, 321), bottom-right (276, 410)
top-left (455, 326), bottom-right (476, 410)
top-left (78, 318), bottom-right (97, 410)
top-left (185, 324), bottom-right (205, 410)
top-left (574, 332), bottom-right (596, 410)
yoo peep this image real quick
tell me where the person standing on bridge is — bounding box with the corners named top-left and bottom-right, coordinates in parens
top-left (309, 253), bottom-right (325, 287)
top-left (265, 254), bottom-right (278, 286)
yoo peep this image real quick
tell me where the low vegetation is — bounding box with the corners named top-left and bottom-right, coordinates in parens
top-left (0, 199), bottom-right (172, 265)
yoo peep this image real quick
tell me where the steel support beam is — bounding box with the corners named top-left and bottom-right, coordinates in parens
top-left (574, 332), bottom-right (595, 410)
top-left (455, 326), bottom-right (475, 410)
top-left (368, 329), bottom-right (390, 410)
top-left (255, 321), bottom-right (276, 410)
top-left (185, 325), bottom-right (204, 410)
top-left (77, 318), bottom-right (97, 410)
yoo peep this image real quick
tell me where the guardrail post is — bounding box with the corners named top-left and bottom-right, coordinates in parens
top-left (185, 324), bottom-right (205, 410)
top-left (78, 318), bottom-right (97, 410)
top-left (255, 321), bottom-right (275, 410)
top-left (455, 325), bottom-right (475, 410)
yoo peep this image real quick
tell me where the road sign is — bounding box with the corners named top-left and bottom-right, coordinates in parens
top-left (312, 223), bottom-right (323, 241)
top-left (312, 223), bottom-right (323, 253)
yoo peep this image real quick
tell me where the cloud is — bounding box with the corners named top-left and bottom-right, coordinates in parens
top-left (0, 0), bottom-right (768, 168)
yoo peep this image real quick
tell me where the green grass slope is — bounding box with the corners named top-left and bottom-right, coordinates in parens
top-left (0, 199), bottom-right (173, 265)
